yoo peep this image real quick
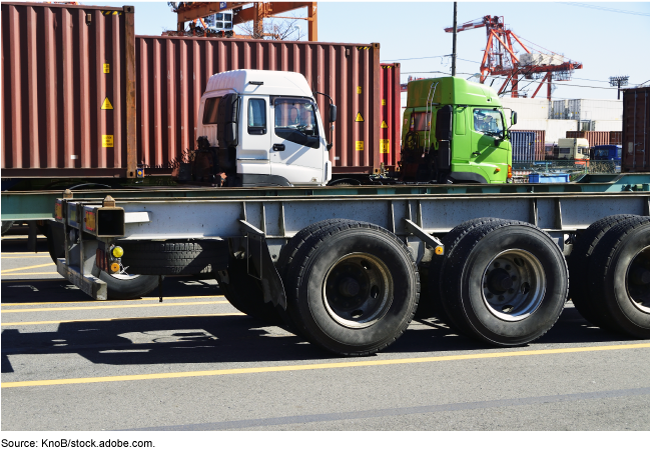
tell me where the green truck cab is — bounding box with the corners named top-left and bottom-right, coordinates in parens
top-left (400, 76), bottom-right (515, 184)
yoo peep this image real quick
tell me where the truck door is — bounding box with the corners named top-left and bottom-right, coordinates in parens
top-left (237, 96), bottom-right (271, 176)
top-left (270, 97), bottom-right (324, 185)
top-left (470, 108), bottom-right (509, 182)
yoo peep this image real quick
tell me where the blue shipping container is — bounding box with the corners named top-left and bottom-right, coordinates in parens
top-left (510, 131), bottom-right (536, 162)
top-left (528, 173), bottom-right (570, 183)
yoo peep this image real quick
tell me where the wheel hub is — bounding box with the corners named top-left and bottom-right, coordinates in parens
top-left (482, 250), bottom-right (546, 321)
top-left (323, 254), bottom-right (393, 328)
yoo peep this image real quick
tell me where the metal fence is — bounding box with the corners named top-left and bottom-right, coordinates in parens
top-left (512, 160), bottom-right (619, 183)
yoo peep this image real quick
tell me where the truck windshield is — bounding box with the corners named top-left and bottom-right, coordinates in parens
top-left (473, 109), bottom-right (504, 138)
top-left (274, 98), bottom-right (320, 149)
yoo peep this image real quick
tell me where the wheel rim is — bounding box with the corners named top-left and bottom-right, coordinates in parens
top-left (109, 273), bottom-right (141, 280)
top-left (626, 246), bottom-right (650, 314)
top-left (481, 249), bottom-right (546, 321)
top-left (323, 253), bottom-right (393, 328)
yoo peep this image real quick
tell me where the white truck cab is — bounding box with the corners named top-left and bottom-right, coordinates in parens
top-left (557, 138), bottom-right (590, 160)
top-left (197, 70), bottom-right (333, 187)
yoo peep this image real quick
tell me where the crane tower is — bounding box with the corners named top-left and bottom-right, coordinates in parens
top-left (445, 15), bottom-right (583, 100)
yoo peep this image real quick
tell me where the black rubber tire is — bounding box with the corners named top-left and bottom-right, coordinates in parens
top-left (97, 269), bottom-right (160, 300)
top-left (568, 214), bottom-right (639, 328)
top-left (440, 220), bottom-right (568, 346)
top-left (586, 216), bottom-right (650, 338)
top-left (216, 256), bottom-right (283, 324)
top-left (421, 217), bottom-right (508, 326)
top-left (284, 220), bottom-right (420, 356)
top-left (120, 239), bottom-right (228, 275)
top-left (276, 219), bottom-right (358, 333)
top-left (1, 221), bottom-right (14, 236)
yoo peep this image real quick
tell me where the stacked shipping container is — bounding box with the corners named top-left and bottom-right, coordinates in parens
top-left (1, 2), bottom-right (401, 178)
top-left (621, 86), bottom-right (650, 172)
top-left (565, 131), bottom-right (610, 148)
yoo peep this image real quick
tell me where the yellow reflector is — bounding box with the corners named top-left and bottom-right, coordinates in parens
top-left (435, 246), bottom-right (444, 255)
top-left (110, 262), bottom-right (120, 273)
top-left (112, 246), bottom-right (124, 258)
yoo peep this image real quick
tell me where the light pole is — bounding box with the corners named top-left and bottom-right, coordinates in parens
top-left (451, 2), bottom-right (457, 77)
top-left (609, 76), bottom-right (629, 100)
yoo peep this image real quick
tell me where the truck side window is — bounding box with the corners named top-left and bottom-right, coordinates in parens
top-left (248, 99), bottom-right (266, 135)
top-left (473, 109), bottom-right (504, 138)
top-left (203, 97), bottom-right (220, 124)
top-left (274, 98), bottom-right (320, 149)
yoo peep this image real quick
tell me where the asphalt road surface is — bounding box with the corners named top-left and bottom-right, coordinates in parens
top-left (2, 233), bottom-right (649, 433)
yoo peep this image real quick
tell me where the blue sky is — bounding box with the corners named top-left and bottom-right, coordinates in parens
top-left (96, 1), bottom-right (650, 100)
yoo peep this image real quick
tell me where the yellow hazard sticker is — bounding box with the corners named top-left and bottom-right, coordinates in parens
top-left (355, 113), bottom-right (364, 122)
top-left (103, 64), bottom-right (110, 74)
top-left (357, 86), bottom-right (362, 94)
top-left (381, 120), bottom-right (388, 129)
top-left (101, 97), bottom-right (113, 110)
top-left (102, 135), bottom-right (114, 147)
top-left (355, 141), bottom-right (364, 152)
top-left (380, 139), bottom-right (390, 154)
top-left (382, 99), bottom-right (386, 106)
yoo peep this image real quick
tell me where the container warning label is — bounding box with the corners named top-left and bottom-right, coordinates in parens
top-left (103, 64), bottom-right (110, 74)
top-left (101, 97), bottom-right (113, 110)
top-left (355, 141), bottom-right (364, 152)
top-left (357, 86), bottom-right (362, 94)
top-left (355, 113), bottom-right (364, 122)
top-left (102, 135), bottom-right (114, 147)
top-left (381, 99), bottom-right (386, 106)
top-left (380, 139), bottom-right (390, 154)
top-left (381, 120), bottom-right (388, 128)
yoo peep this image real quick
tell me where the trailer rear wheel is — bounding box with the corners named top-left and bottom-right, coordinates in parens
top-left (284, 221), bottom-right (419, 355)
top-left (1, 221), bottom-right (14, 236)
top-left (216, 256), bottom-right (282, 324)
top-left (569, 214), bottom-right (638, 328)
top-left (421, 217), bottom-right (507, 327)
top-left (587, 217), bottom-right (650, 338)
top-left (440, 220), bottom-right (568, 346)
top-left (97, 270), bottom-right (160, 300)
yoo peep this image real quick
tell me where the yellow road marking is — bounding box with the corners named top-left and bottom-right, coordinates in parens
top-left (2, 255), bottom-right (52, 259)
top-left (1, 273), bottom-right (59, 276)
top-left (2, 300), bottom-right (229, 313)
top-left (1, 263), bottom-right (54, 274)
top-left (2, 295), bottom-right (225, 306)
top-left (3, 343), bottom-right (649, 388)
top-left (1, 312), bottom-right (244, 327)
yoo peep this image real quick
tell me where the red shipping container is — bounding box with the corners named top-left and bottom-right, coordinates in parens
top-left (565, 131), bottom-right (610, 148)
top-left (621, 87), bottom-right (650, 172)
top-left (609, 131), bottom-right (622, 146)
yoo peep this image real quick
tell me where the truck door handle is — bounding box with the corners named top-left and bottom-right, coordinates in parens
top-left (273, 144), bottom-right (285, 152)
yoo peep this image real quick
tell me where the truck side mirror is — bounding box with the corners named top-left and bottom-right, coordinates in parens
top-left (329, 105), bottom-right (337, 123)
top-left (435, 105), bottom-right (453, 141)
top-left (511, 111), bottom-right (518, 126)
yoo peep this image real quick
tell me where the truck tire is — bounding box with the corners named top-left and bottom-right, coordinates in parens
top-left (216, 256), bottom-right (282, 324)
top-left (440, 220), bottom-right (568, 346)
top-left (284, 220), bottom-right (419, 356)
top-left (568, 214), bottom-right (638, 328)
top-left (97, 270), bottom-right (160, 300)
top-left (1, 221), bottom-right (14, 236)
top-left (421, 217), bottom-right (507, 326)
top-left (276, 218), bottom-right (358, 334)
top-left (587, 216), bottom-right (650, 338)
top-left (120, 239), bottom-right (229, 275)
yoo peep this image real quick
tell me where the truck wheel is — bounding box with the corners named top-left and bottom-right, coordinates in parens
top-left (119, 239), bottom-right (229, 275)
top-left (284, 221), bottom-right (419, 356)
top-left (216, 256), bottom-right (282, 324)
top-left (97, 270), bottom-right (160, 300)
top-left (569, 214), bottom-right (638, 328)
top-left (440, 220), bottom-right (568, 346)
top-left (587, 216), bottom-right (650, 338)
top-left (1, 221), bottom-right (14, 236)
top-left (276, 218), bottom-right (358, 334)
top-left (421, 217), bottom-right (507, 327)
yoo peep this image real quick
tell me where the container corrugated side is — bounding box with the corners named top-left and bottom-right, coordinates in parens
top-left (621, 87), bottom-right (650, 172)
top-left (380, 63), bottom-right (401, 169)
top-left (1, 2), bottom-right (136, 177)
top-left (566, 131), bottom-right (610, 147)
top-left (610, 131), bottom-right (622, 146)
top-left (512, 129), bottom-right (545, 160)
top-left (510, 131), bottom-right (535, 161)
top-left (135, 36), bottom-right (387, 175)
